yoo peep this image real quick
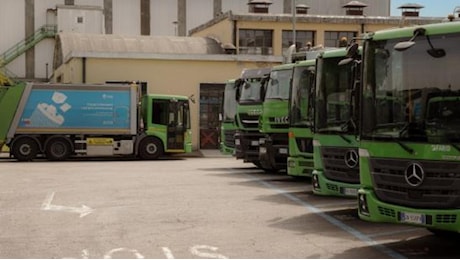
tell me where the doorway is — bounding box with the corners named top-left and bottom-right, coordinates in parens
top-left (199, 83), bottom-right (224, 149)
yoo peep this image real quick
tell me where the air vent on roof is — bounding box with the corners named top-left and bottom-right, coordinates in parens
top-left (343, 1), bottom-right (367, 16)
top-left (247, 0), bottom-right (272, 14)
top-left (398, 3), bottom-right (424, 17)
top-left (296, 4), bottom-right (310, 15)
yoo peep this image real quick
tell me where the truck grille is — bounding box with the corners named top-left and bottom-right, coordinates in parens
top-left (295, 137), bottom-right (313, 153)
top-left (223, 129), bottom-right (236, 148)
top-left (239, 113), bottom-right (259, 129)
top-left (320, 147), bottom-right (360, 184)
top-left (369, 158), bottom-right (460, 209)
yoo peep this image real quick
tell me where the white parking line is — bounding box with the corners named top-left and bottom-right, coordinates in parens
top-left (244, 173), bottom-right (406, 259)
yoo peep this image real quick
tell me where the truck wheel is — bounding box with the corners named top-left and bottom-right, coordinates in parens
top-left (139, 137), bottom-right (163, 160)
top-left (11, 137), bottom-right (39, 161)
top-left (45, 137), bottom-right (72, 161)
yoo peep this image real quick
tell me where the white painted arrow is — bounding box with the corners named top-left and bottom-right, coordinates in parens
top-left (41, 192), bottom-right (94, 218)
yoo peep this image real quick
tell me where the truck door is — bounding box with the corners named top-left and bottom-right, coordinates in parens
top-left (166, 100), bottom-right (188, 150)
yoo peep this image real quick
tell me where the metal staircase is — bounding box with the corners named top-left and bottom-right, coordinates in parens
top-left (0, 25), bottom-right (57, 68)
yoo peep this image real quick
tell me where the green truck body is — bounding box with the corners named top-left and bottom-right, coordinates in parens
top-left (220, 79), bottom-right (238, 155)
top-left (234, 67), bottom-right (271, 167)
top-left (357, 21), bottom-right (460, 233)
top-left (287, 59), bottom-right (316, 177)
top-left (259, 63), bottom-right (295, 171)
top-left (0, 82), bottom-right (192, 161)
top-left (311, 48), bottom-right (361, 197)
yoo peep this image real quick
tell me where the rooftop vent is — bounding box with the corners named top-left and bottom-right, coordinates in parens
top-left (247, 0), bottom-right (272, 14)
top-left (398, 3), bottom-right (424, 17)
top-left (296, 4), bottom-right (310, 15)
top-left (343, 1), bottom-right (367, 16)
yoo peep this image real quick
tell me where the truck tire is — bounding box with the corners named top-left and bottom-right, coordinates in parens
top-left (45, 137), bottom-right (72, 161)
top-left (11, 137), bottom-right (39, 161)
top-left (138, 137), bottom-right (163, 160)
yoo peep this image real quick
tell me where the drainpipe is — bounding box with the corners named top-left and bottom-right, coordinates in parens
top-left (82, 57), bottom-right (86, 83)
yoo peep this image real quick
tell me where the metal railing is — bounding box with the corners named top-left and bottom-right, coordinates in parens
top-left (0, 25), bottom-right (57, 68)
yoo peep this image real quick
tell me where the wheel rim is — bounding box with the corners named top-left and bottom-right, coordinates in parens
top-left (145, 143), bottom-right (158, 154)
top-left (19, 144), bottom-right (31, 156)
top-left (51, 142), bottom-right (66, 156)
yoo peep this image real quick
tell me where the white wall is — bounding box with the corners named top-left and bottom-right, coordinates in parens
top-left (186, 0), bottom-right (213, 35)
top-left (112, 0), bottom-right (140, 35)
top-left (0, 0), bottom-right (25, 77)
top-left (151, 0), bottom-right (177, 36)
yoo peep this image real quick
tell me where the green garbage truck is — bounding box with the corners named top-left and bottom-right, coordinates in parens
top-left (0, 81), bottom-right (192, 161)
top-left (287, 59), bottom-right (316, 177)
top-left (220, 79), bottom-right (238, 155)
top-left (258, 63), bottom-right (295, 172)
top-left (357, 21), bottom-right (460, 234)
top-left (311, 47), bottom-right (361, 197)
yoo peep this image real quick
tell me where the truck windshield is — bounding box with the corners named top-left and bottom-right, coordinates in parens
top-left (361, 33), bottom-right (460, 143)
top-left (265, 69), bottom-right (292, 100)
top-left (239, 78), bottom-right (264, 103)
top-left (222, 82), bottom-right (237, 122)
top-left (315, 56), bottom-right (354, 134)
top-left (290, 65), bottom-right (315, 127)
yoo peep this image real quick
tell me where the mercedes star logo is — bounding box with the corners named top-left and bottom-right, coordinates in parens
top-left (405, 163), bottom-right (425, 187)
top-left (344, 149), bottom-right (359, 168)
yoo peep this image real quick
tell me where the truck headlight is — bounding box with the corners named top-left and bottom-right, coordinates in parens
top-left (358, 193), bottom-right (370, 216)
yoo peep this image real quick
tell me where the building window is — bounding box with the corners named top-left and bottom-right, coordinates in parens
top-left (282, 30), bottom-right (315, 53)
top-left (324, 31), bottom-right (356, 48)
top-left (77, 16), bottom-right (84, 23)
top-left (238, 29), bottom-right (273, 55)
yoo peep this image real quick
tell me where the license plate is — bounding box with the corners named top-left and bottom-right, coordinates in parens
top-left (251, 140), bottom-right (259, 146)
top-left (342, 187), bottom-right (358, 196)
top-left (279, 148), bottom-right (288, 154)
top-left (259, 147), bottom-right (267, 154)
top-left (400, 212), bottom-right (426, 225)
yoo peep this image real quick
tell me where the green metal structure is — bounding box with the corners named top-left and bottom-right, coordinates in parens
top-left (0, 25), bottom-right (57, 68)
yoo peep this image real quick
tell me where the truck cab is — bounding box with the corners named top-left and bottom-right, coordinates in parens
top-left (311, 47), bottom-right (361, 197)
top-left (357, 21), bottom-right (460, 234)
top-left (220, 79), bottom-right (238, 155)
top-left (287, 59), bottom-right (316, 177)
top-left (258, 63), bottom-right (295, 172)
top-left (234, 67), bottom-right (271, 168)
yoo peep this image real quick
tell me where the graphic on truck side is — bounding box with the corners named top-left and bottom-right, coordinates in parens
top-left (19, 89), bottom-right (131, 129)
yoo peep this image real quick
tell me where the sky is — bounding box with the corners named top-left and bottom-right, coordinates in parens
top-left (391, 0), bottom-right (460, 17)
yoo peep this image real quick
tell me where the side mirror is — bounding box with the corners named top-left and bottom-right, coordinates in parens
top-left (338, 42), bottom-right (359, 66)
top-left (394, 41), bottom-right (416, 51)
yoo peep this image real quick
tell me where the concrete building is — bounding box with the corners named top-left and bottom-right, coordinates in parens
top-left (1, 0), bottom-right (393, 80)
top-left (0, 0), bottom-right (445, 151)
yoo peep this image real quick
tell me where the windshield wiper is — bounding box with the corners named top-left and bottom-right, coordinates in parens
top-left (396, 140), bottom-right (414, 154)
top-left (372, 133), bottom-right (414, 154)
top-left (340, 118), bottom-right (357, 132)
top-left (339, 134), bottom-right (352, 144)
top-left (266, 97), bottom-right (286, 100)
top-left (451, 143), bottom-right (460, 153)
top-left (316, 126), bottom-right (352, 144)
top-left (399, 122), bottom-right (411, 137)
